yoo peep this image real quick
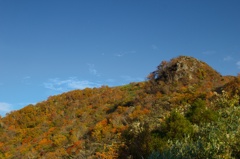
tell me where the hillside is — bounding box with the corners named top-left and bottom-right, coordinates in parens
top-left (0, 56), bottom-right (240, 159)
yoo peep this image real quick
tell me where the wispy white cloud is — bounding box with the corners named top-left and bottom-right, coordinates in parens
top-left (115, 53), bottom-right (124, 57)
top-left (23, 76), bottom-right (31, 79)
top-left (87, 63), bottom-right (101, 77)
top-left (202, 50), bottom-right (216, 55)
top-left (151, 44), bottom-right (159, 50)
top-left (121, 75), bottom-right (144, 82)
top-left (0, 102), bottom-right (36, 116)
top-left (87, 64), bottom-right (98, 76)
top-left (44, 77), bottom-right (101, 92)
top-left (22, 76), bottom-right (31, 85)
top-left (114, 51), bottom-right (136, 57)
top-left (237, 61), bottom-right (240, 69)
top-left (223, 56), bottom-right (233, 61)
top-left (0, 102), bottom-right (12, 115)
top-left (106, 79), bottom-right (115, 83)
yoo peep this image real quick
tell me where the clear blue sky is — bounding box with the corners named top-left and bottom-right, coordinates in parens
top-left (0, 0), bottom-right (240, 116)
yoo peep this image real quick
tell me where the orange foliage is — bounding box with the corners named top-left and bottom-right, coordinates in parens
top-left (129, 106), bottom-right (150, 120)
top-left (95, 143), bottom-right (120, 159)
top-left (39, 138), bottom-right (51, 145)
top-left (66, 140), bottom-right (82, 154)
top-left (0, 56), bottom-right (236, 158)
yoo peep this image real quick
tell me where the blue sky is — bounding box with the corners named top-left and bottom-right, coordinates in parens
top-left (0, 0), bottom-right (240, 116)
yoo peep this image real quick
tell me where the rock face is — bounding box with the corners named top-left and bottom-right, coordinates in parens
top-left (149, 56), bottom-right (223, 86)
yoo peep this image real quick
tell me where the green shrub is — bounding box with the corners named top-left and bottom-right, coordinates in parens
top-left (186, 99), bottom-right (218, 125)
top-left (149, 104), bottom-right (240, 159)
top-left (161, 111), bottom-right (193, 139)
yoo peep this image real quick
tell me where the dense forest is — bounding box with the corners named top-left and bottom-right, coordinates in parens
top-left (0, 56), bottom-right (240, 158)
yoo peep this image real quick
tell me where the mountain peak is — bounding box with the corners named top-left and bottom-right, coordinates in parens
top-left (149, 56), bottom-right (222, 86)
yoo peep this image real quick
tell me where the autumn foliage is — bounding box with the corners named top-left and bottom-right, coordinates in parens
top-left (0, 56), bottom-right (239, 158)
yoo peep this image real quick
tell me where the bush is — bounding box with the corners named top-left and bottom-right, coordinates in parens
top-left (149, 101), bottom-right (240, 158)
top-left (161, 111), bottom-right (193, 140)
top-left (186, 99), bottom-right (218, 125)
top-left (119, 122), bottom-right (152, 159)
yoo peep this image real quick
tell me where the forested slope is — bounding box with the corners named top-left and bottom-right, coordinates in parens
top-left (0, 56), bottom-right (239, 158)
